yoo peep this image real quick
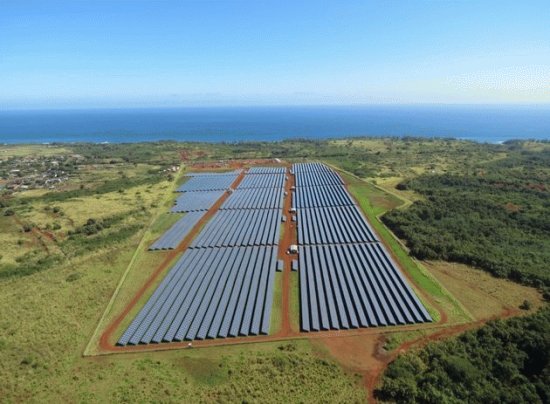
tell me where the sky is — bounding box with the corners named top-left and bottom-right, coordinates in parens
top-left (0, 0), bottom-right (549, 109)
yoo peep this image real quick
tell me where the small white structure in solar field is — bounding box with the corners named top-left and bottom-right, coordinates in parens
top-left (288, 244), bottom-right (298, 254)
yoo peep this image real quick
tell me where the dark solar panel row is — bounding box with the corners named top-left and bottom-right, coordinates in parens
top-left (297, 205), bottom-right (378, 245)
top-left (237, 173), bottom-right (286, 189)
top-left (171, 190), bottom-right (225, 212)
top-left (221, 187), bottom-right (285, 210)
top-left (185, 170), bottom-right (242, 177)
top-left (292, 185), bottom-right (355, 208)
top-left (299, 244), bottom-right (432, 331)
top-left (295, 170), bottom-right (343, 187)
top-left (177, 175), bottom-right (238, 192)
top-left (247, 167), bottom-right (286, 175)
top-left (149, 212), bottom-right (206, 250)
top-left (190, 209), bottom-right (281, 248)
top-left (117, 246), bottom-right (278, 345)
top-left (291, 162), bottom-right (333, 174)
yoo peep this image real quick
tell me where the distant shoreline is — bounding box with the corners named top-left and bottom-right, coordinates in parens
top-left (1, 105), bottom-right (549, 144)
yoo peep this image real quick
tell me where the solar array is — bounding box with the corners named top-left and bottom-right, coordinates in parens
top-left (237, 174), bottom-right (286, 189)
top-left (291, 162), bottom-right (332, 174)
top-left (292, 185), bottom-right (355, 208)
top-left (299, 244), bottom-right (432, 330)
top-left (117, 246), bottom-right (278, 344)
top-left (293, 162), bottom-right (431, 332)
top-left (119, 167), bottom-right (286, 345)
top-left (171, 190), bottom-right (225, 212)
top-left (120, 163), bottom-right (430, 346)
top-left (190, 209), bottom-right (281, 248)
top-left (185, 170), bottom-right (242, 177)
top-left (221, 187), bottom-right (284, 210)
top-left (248, 167), bottom-right (286, 175)
top-left (177, 174), bottom-right (238, 192)
top-left (149, 212), bottom-right (206, 250)
top-left (297, 205), bottom-right (378, 245)
top-left (295, 170), bottom-right (343, 187)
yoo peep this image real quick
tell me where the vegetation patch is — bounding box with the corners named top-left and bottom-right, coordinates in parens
top-left (376, 307), bottom-right (550, 403)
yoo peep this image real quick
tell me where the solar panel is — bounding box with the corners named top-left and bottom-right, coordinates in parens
top-left (171, 190), bottom-right (225, 212)
top-left (297, 244), bottom-right (432, 332)
top-left (149, 211), bottom-right (205, 250)
top-left (117, 246), bottom-right (279, 345)
top-left (177, 175), bottom-right (238, 192)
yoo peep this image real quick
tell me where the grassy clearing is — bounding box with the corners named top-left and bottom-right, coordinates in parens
top-left (290, 271), bottom-right (301, 332)
top-left (0, 231), bottom-right (365, 402)
top-left (423, 260), bottom-right (543, 320)
top-left (0, 144), bottom-right (72, 158)
top-left (270, 272), bottom-right (283, 334)
top-left (339, 171), bottom-right (471, 324)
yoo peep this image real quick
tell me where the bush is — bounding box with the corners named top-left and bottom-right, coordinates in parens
top-left (519, 300), bottom-right (532, 310)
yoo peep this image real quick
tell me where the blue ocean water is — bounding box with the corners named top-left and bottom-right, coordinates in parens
top-left (0, 105), bottom-right (549, 144)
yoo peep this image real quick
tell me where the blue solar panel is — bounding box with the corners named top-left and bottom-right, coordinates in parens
top-left (237, 174), bottom-right (285, 189)
top-left (149, 212), bottom-right (205, 250)
top-left (171, 190), bottom-right (225, 212)
top-left (297, 244), bottom-right (432, 332)
top-left (117, 246), bottom-right (278, 345)
top-left (221, 188), bottom-right (284, 210)
top-left (247, 167), bottom-right (287, 175)
top-left (177, 175), bottom-right (238, 192)
top-left (296, 206), bottom-right (378, 245)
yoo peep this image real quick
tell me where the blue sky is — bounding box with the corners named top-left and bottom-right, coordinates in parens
top-left (1, 0), bottom-right (549, 108)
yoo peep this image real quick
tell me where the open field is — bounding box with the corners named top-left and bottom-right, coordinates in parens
top-left (1, 140), bottom-right (546, 403)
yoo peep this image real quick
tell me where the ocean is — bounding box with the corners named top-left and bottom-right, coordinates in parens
top-left (0, 105), bottom-right (549, 144)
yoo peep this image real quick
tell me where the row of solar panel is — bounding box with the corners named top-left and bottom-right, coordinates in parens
top-left (247, 167), bottom-right (286, 175)
top-left (294, 170), bottom-right (343, 187)
top-left (237, 174), bottom-right (286, 189)
top-left (190, 209), bottom-right (282, 248)
top-left (299, 244), bottom-right (432, 331)
top-left (184, 170), bottom-right (242, 177)
top-left (221, 187), bottom-right (285, 210)
top-left (177, 174), bottom-right (239, 192)
top-left (171, 190), bottom-right (225, 212)
top-left (117, 246), bottom-right (278, 345)
top-left (149, 212), bottom-right (206, 250)
top-left (292, 185), bottom-right (355, 209)
top-left (291, 162), bottom-right (333, 174)
top-left (296, 205), bottom-right (378, 245)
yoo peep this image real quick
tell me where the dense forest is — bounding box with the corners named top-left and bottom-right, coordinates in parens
top-left (383, 147), bottom-right (550, 290)
top-left (377, 142), bottom-right (549, 402)
top-left (376, 306), bottom-right (550, 403)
